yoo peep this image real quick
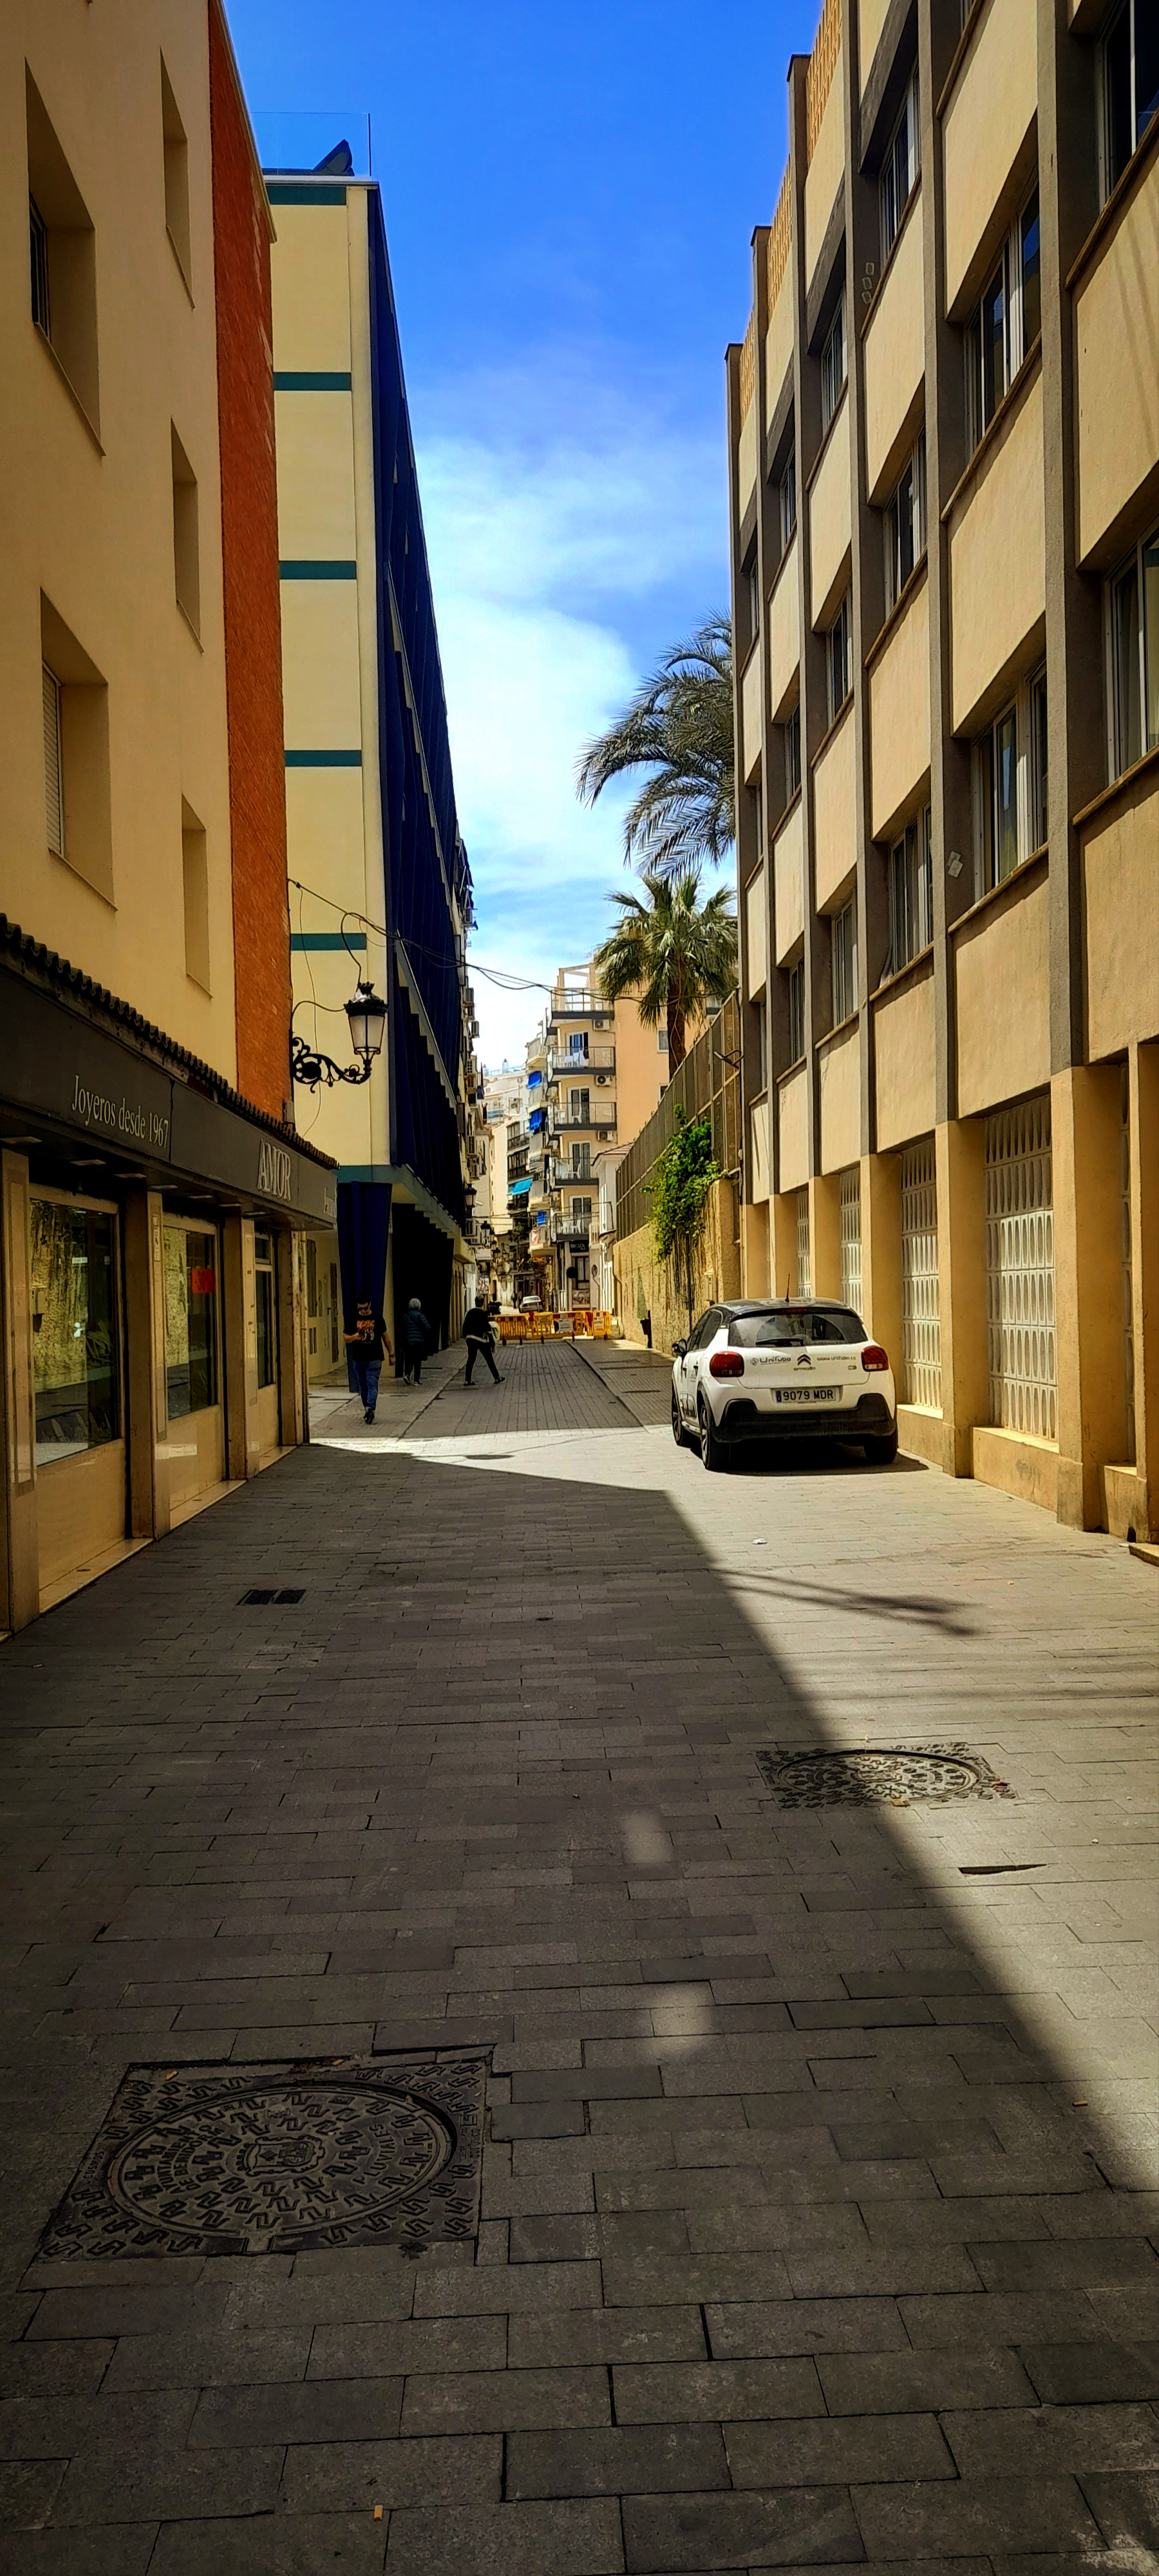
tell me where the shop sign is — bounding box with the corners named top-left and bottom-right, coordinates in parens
top-left (256, 1138), bottom-right (293, 1202)
top-left (70, 1073), bottom-right (171, 1154)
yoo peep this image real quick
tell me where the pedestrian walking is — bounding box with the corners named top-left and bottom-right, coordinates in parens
top-left (343, 1299), bottom-right (392, 1423)
top-left (464, 1292), bottom-right (504, 1386)
top-left (400, 1296), bottom-right (431, 1384)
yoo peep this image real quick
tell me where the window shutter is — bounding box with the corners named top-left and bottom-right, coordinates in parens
top-left (42, 664), bottom-right (63, 855)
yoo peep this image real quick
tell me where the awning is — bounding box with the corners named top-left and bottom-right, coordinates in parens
top-left (509, 1175), bottom-right (532, 1197)
top-left (527, 1069), bottom-right (542, 1087)
top-left (529, 1108), bottom-right (545, 1131)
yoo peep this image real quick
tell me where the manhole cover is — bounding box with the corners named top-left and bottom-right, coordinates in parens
top-left (755, 1744), bottom-right (1013, 1807)
top-left (39, 2055), bottom-right (486, 2262)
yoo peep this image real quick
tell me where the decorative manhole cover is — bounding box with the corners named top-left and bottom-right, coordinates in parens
top-left (39, 2055), bottom-right (486, 2262)
top-left (755, 1744), bottom-right (1013, 1808)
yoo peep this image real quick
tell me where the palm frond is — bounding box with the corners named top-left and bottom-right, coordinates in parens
top-left (576, 616), bottom-right (735, 877)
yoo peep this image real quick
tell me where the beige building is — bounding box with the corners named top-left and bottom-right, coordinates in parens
top-left (1, 0), bottom-right (330, 1633)
top-left (728, 0), bottom-right (1158, 1536)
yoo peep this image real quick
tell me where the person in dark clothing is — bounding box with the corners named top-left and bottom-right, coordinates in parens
top-left (400, 1297), bottom-right (431, 1385)
top-left (464, 1293), bottom-right (503, 1385)
top-left (343, 1301), bottom-right (392, 1422)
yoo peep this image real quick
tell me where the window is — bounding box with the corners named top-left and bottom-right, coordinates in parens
top-left (884, 434), bottom-right (926, 612)
top-left (182, 800), bottom-right (210, 989)
top-left (729, 1305), bottom-right (865, 1346)
top-left (831, 899), bottom-right (858, 1025)
top-left (42, 664), bottom-right (63, 855)
top-left (1109, 526), bottom-right (1159, 778)
top-left (787, 958), bottom-right (805, 1063)
top-left (747, 554), bottom-right (760, 648)
top-left (1031, 667), bottom-right (1048, 849)
top-left (785, 703), bottom-right (801, 803)
top-left (40, 596), bottom-right (113, 897)
top-left (30, 1199), bottom-right (119, 1466)
top-left (780, 452), bottom-right (796, 553)
top-left (254, 1232), bottom-right (276, 1390)
top-left (571, 1145), bottom-right (592, 1180)
top-left (171, 425), bottom-right (200, 633)
top-left (568, 1088), bottom-right (590, 1123)
top-left (888, 806), bottom-right (933, 971)
top-left (160, 57), bottom-right (191, 284)
top-left (977, 703), bottom-right (1019, 886)
top-left (755, 993), bottom-right (769, 1089)
top-left (965, 188), bottom-right (1040, 452)
top-left (820, 291), bottom-right (846, 432)
top-left (26, 72), bottom-right (100, 430)
top-left (29, 194), bottom-right (50, 334)
top-left (1101, 0), bottom-right (1159, 201)
top-left (164, 1226), bottom-right (219, 1418)
top-left (657, 1029), bottom-right (669, 1053)
top-left (826, 595), bottom-right (851, 726)
top-left (880, 66), bottom-right (919, 263)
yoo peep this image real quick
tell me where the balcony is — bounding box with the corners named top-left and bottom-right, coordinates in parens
top-left (549, 1109), bottom-right (617, 1136)
top-left (546, 995), bottom-right (613, 1033)
top-left (551, 1212), bottom-right (592, 1243)
top-left (546, 1043), bottom-right (616, 1078)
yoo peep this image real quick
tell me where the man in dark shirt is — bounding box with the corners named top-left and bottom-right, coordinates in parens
top-left (464, 1293), bottom-right (503, 1386)
top-left (344, 1301), bottom-right (391, 1422)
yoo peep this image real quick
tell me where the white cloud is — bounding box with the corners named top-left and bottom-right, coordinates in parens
top-left (410, 347), bottom-right (729, 1064)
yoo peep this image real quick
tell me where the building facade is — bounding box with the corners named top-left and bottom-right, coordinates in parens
top-left (729, 0), bottom-right (1158, 1534)
top-left (1, 0), bottom-right (329, 1633)
top-left (267, 155), bottom-right (482, 1380)
top-left (531, 965), bottom-right (677, 1311)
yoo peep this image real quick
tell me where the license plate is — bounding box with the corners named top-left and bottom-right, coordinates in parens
top-left (775, 1386), bottom-right (838, 1404)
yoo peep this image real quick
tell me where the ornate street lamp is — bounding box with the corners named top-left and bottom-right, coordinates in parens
top-left (290, 980), bottom-right (387, 1091)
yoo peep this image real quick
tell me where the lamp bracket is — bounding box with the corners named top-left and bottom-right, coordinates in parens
top-left (290, 1033), bottom-right (373, 1091)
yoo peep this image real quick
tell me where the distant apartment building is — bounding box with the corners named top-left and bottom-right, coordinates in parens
top-left (482, 1065), bottom-right (528, 1300)
top-left (728, 0), bottom-right (1158, 1535)
top-left (531, 965), bottom-right (673, 1311)
top-left (0, 0), bottom-right (332, 1632)
top-left (267, 146), bottom-right (482, 1379)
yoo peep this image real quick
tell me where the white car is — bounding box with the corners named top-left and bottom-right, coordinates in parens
top-left (671, 1298), bottom-right (898, 1472)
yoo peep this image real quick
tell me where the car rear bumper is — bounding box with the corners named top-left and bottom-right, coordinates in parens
top-left (716, 1391), bottom-right (895, 1444)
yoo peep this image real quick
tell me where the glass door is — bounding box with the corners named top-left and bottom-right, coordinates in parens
top-left (30, 1192), bottom-right (127, 1598)
top-left (164, 1221), bottom-right (225, 1512)
top-left (254, 1228), bottom-right (280, 1455)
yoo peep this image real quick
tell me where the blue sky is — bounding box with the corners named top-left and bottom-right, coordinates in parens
top-left (229, 0), bottom-right (814, 1062)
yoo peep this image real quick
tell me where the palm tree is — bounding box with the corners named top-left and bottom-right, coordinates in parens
top-left (576, 616), bottom-right (734, 877)
top-left (592, 870), bottom-right (737, 1073)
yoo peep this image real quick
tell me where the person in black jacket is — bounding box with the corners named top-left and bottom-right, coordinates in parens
top-left (343, 1301), bottom-right (392, 1422)
top-left (464, 1293), bottom-right (503, 1386)
top-left (400, 1298), bottom-right (431, 1385)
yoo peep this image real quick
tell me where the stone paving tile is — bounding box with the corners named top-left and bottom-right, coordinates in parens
top-left (0, 1341), bottom-right (1155, 2566)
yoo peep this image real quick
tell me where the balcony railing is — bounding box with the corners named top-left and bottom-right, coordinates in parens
top-left (551, 1212), bottom-right (592, 1243)
top-left (546, 1044), bottom-right (616, 1078)
top-left (549, 1111), bottom-right (617, 1134)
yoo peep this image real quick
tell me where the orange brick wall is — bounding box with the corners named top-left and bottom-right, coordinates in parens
top-left (209, 0), bottom-right (292, 1122)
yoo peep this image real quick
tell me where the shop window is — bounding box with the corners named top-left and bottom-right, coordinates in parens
top-left (779, 450), bottom-right (796, 555)
top-left (30, 1199), bottom-right (119, 1466)
top-left (887, 805), bottom-right (933, 971)
top-left (883, 433), bottom-right (926, 613)
top-left (40, 595), bottom-right (113, 899)
top-left (254, 1231), bottom-right (276, 1389)
top-left (1100, 0), bottom-right (1159, 202)
top-left (1108, 524), bottom-right (1159, 778)
top-left (164, 1226), bottom-right (218, 1417)
top-left (880, 65), bottom-right (919, 265)
top-left (171, 426), bottom-right (200, 634)
top-left (831, 899), bottom-right (858, 1025)
top-left (160, 56), bottom-right (191, 286)
top-left (785, 702), bottom-right (801, 803)
top-left (26, 70), bottom-right (100, 432)
top-left (182, 799), bottom-right (210, 990)
top-left (825, 595), bottom-right (851, 727)
top-left (965, 189), bottom-right (1040, 454)
top-left (820, 291), bottom-right (846, 433)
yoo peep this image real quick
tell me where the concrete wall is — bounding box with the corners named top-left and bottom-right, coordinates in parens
top-left (1075, 148), bottom-right (1159, 566)
top-left (955, 870), bottom-right (1051, 1118)
top-left (769, 539), bottom-right (800, 721)
top-left (948, 368), bottom-right (1046, 731)
top-left (1083, 781), bottom-right (1159, 1062)
top-left (943, 0), bottom-right (1037, 314)
top-left (614, 1177), bottom-right (740, 1357)
top-left (805, 57), bottom-right (844, 291)
top-left (774, 799), bottom-right (805, 964)
top-left (869, 571), bottom-right (931, 841)
top-left (745, 867), bottom-right (768, 1000)
top-left (873, 966), bottom-right (936, 1150)
top-left (864, 198), bottom-right (925, 501)
top-left (813, 705), bottom-right (857, 913)
top-left (778, 1065), bottom-right (809, 1192)
top-left (819, 1022), bottom-right (860, 1172)
top-left (809, 394), bottom-right (853, 626)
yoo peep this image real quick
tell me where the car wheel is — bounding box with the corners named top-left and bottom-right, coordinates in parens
top-left (671, 1388), bottom-right (690, 1449)
top-left (862, 1429), bottom-right (899, 1465)
top-left (698, 1394), bottom-right (728, 1473)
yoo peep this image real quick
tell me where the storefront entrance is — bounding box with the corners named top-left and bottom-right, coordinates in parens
top-left (164, 1221), bottom-right (225, 1520)
top-left (254, 1227), bottom-right (281, 1460)
top-left (30, 1190), bottom-right (127, 1603)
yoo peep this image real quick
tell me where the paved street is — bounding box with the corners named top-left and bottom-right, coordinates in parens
top-left (1, 1338), bottom-right (1156, 2573)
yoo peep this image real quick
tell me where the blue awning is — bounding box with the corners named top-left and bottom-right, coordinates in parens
top-left (527, 1070), bottom-right (542, 1087)
top-left (529, 1109), bottom-right (545, 1131)
top-left (509, 1176), bottom-right (532, 1197)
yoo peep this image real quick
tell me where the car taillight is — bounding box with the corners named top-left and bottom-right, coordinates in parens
top-left (709, 1350), bottom-right (744, 1379)
top-left (861, 1342), bottom-right (889, 1372)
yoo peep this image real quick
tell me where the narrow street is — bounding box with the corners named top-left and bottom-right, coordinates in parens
top-left (1, 1339), bottom-right (1156, 2573)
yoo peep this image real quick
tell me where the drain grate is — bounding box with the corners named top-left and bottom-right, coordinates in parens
top-left (756, 1744), bottom-right (1014, 1808)
top-left (240, 1588), bottom-right (305, 1605)
top-left (39, 2055), bottom-right (487, 2262)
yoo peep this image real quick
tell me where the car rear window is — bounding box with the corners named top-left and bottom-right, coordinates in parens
top-left (728, 1307), bottom-right (865, 1347)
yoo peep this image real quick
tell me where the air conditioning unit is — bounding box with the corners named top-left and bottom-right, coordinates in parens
top-left (596, 1074), bottom-right (610, 1086)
